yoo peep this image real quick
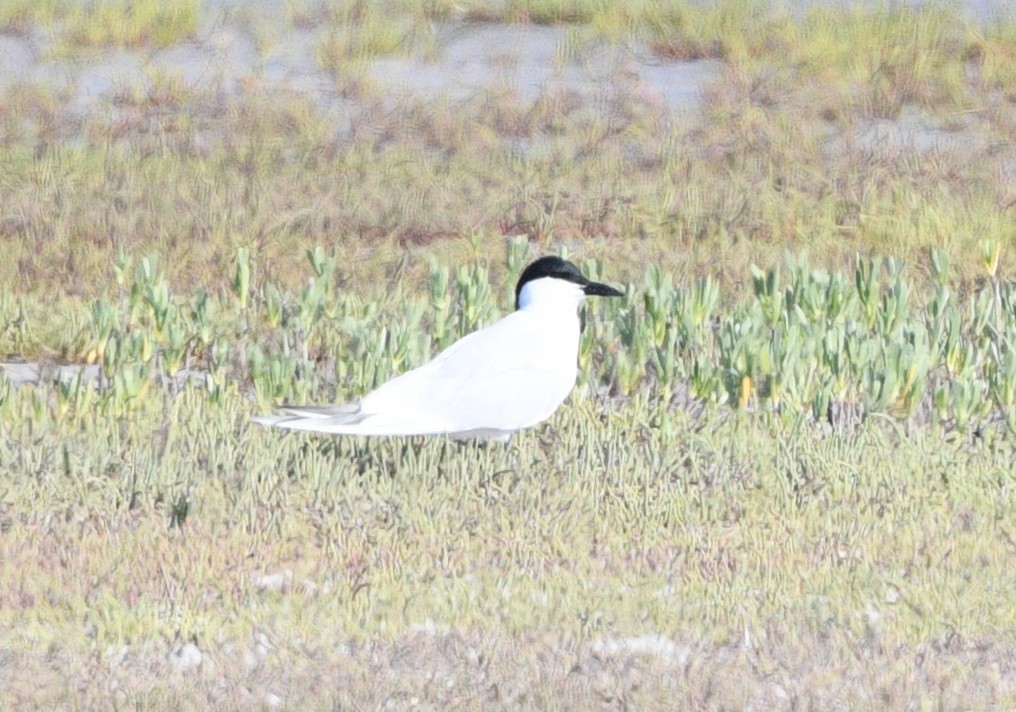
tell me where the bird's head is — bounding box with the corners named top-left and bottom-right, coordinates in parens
top-left (514, 256), bottom-right (625, 311)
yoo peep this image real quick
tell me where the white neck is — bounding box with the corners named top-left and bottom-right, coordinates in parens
top-left (517, 278), bottom-right (586, 312)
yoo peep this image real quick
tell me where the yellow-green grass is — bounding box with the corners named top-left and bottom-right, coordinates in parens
top-left (0, 0), bottom-right (64, 32)
top-left (1, 380), bottom-right (1015, 708)
top-left (60, 0), bottom-right (200, 50)
top-left (3, 83), bottom-right (1015, 318)
top-left (4, 1), bottom-right (1016, 706)
top-left (318, 3), bottom-right (423, 59)
top-left (2, 3), bottom-right (1015, 317)
top-left (3, 237), bottom-right (1016, 705)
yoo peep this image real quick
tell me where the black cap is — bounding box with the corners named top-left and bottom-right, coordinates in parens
top-left (514, 256), bottom-right (624, 309)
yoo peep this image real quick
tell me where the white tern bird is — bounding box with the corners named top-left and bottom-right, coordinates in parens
top-left (253, 256), bottom-right (624, 441)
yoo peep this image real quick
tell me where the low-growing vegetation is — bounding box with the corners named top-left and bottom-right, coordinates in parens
top-left (5, 239), bottom-right (1016, 435)
top-left (3, 0), bottom-right (1016, 708)
top-left (4, 242), bottom-right (1016, 708)
top-left (61, 0), bottom-right (200, 50)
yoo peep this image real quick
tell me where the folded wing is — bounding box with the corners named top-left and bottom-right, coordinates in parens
top-left (252, 308), bottom-right (578, 437)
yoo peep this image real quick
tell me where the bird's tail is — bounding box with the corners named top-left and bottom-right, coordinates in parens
top-left (251, 402), bottom-right (365, 428)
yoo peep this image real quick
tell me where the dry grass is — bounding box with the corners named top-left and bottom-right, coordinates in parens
top-left (59, 0), bottom-right (201, 50)
top-left (4, 4), bottom-right (1016, 316)
top-left (4, 1), bottom-right (1016, 708)
top-left (2, 388), bottom-right (1016, 709)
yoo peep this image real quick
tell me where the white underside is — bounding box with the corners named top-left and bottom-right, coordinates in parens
top-left (253, 277), bottom-right (586, 441)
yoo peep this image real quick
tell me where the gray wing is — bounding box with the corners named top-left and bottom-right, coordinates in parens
top-left (253, 311), bottom-right (577, 435)
top-left (250, 402), bottom-right (365, 428)
top-left (361, 311), bottom-right (577, 432)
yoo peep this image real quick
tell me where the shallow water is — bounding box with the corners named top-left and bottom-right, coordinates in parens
top-left (0, 2), bottom-right (1009, 164)
top-left (3, 0), bottom-right (1011, 110)
top-left (0, 8), bottom-right (721, 140)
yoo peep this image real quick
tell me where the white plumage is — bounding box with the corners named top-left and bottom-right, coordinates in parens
top-left (253, 256), bottom-right (623, 441)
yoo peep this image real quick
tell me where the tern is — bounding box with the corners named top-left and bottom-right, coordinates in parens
top-left (253, 256), bottom-right (624, 441)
